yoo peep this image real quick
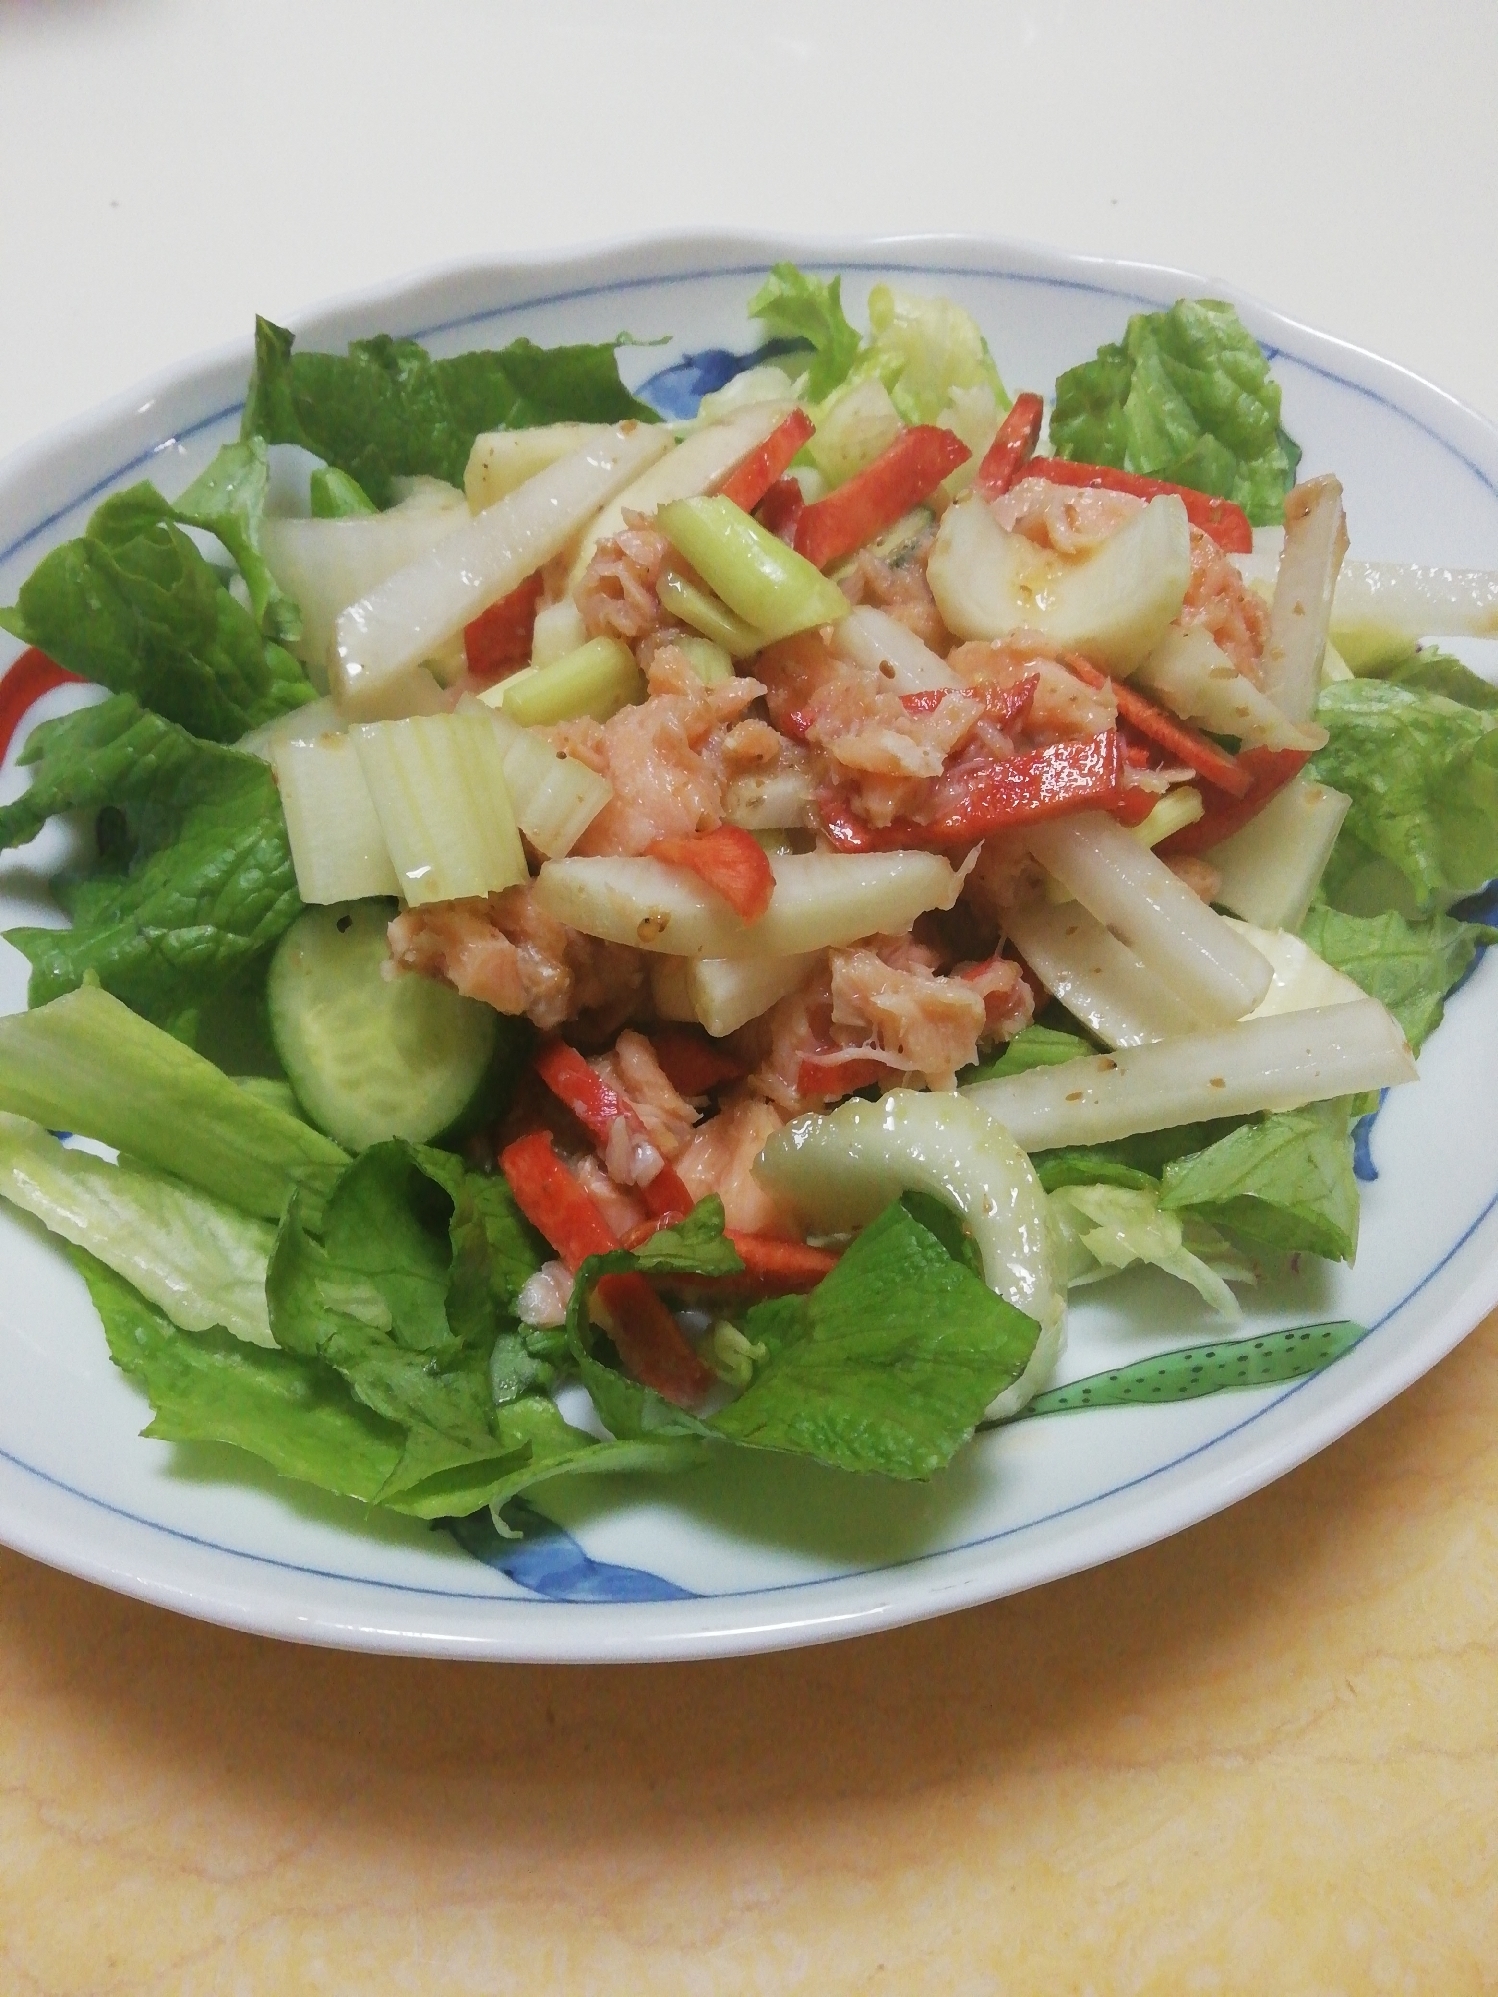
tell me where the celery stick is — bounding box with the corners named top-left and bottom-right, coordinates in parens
top-left (477, 702), bottom-right (612, 857)
top-left (273, 735), bottom-right (401, 903)
top-left (673, 635), bottom-right (734, 685)
top-left (657, 496), bottom-right (849, 642)
top-left (656, 570), bottom-right (764, 659)
top-left (499, 636), bottom-right (644, 727)
top-left (0, 986), bottom-right (346, 1224)
top-left (351, 710), bottom-right (528, 905)
top-left (1131, 785), bottom-right (1203, 849)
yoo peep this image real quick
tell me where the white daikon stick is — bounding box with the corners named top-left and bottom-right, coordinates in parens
top-left (963, 1000), bottom-right (1416, 1152)
top-left (331, 423), bottom-right (669, 719)
top-left (1003, 899), bottom-right (1205, 1047)
top-left (1207, 775), bottom-right (1351, 931)
top-left (534, 850), bottom-right (965, 959)
top-left (651, 951), bottom-right (819, 1037)
top-left (721, 766), bottom-right (815, 831)
top-left (1331, 561), bottom-right (1498, 667)
top-left (1027, 812), bottom-right (1272, 1024)
top-left (1134, 625), bottom-right (1325, 752)
top-left (1260, 474), bottom-right (1347, 723)
top-left (464, 423), bottom-right (616, 512)
top-left (830, 605), bottom-right (958, 693)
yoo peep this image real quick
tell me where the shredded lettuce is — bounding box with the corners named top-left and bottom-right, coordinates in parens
top-left (1050, 299), bottom-right (1301, 525)
top-left (1048, 1182), bottom-right (1249, 1316)
top-left (0, 485), bottom-right (313, 742)
top-left (242, 316), bottom-right (657, 508)
top-left (847, 283), bottom-right (1008, 427)
top-left (0, 695), bottom-right (302, 1030)
top-left (746, 265), bottom-right (861, 402)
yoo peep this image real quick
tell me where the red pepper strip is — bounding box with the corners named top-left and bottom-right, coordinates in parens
top-left (1024, 458), bottom-right (1254, 554)
top-left (899, 674), bottom-right (1039, 729)
top-left (591, 1272), bottom-right (718, 1407)
top-left (500, 1130), bottom-right (618, 1270)
top-left (667, 1232), bottom-right (840, 1297)
top-left (532, 1040), bottom-right (693, 1221)
top-left (717, 408), bottom-right (815, 513)
top-left (817, 729), bottom-right (1126, 853)
top-left (1063, 654), bottom-right (1251, 798)
top-left (647, 824), bottom-right (775, 921)
top-left (1158, 747), bottom-right (1311, 857)
top-left (499, 1132), bottom-right (713, 1406)
top-left (794, 426), bottom-right (972, 571)
top-left (463, 572), bottom-right (543, 681)
top-left (1110, 785), bottom-right (1163, 829)
top-left (0, 648), bottom-right (82, 765)
top-left (646, 1028), bottom-right (746, 1097)
top-left (754, 475), bottom-right (805, 546)
top-left (975, 392), bottom-right (1045, 499)
top-left (795, 1050), bottom-right (893, 1097)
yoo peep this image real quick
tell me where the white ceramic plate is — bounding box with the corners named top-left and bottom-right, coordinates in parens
top-left (3, 235), bottom-right (1497, 1662)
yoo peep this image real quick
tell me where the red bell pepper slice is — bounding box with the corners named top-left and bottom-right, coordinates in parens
top-left (0, 648), bottom-right (82, 765)
top-left (817, 729), bottom-right (1126, 852)
top-left (898, 674), bottom-right (1039, 730)
top-left (463, 572), bottom-right (543, 681)
top-left (1158, 747), bottom-right (1311, 857)
top-left (646, 1029), bottom-right (746, 1097)
top-left (499, 1130), bottom-right (713, 1406)
top-left (717, 408), bottom-right (815, 513)
top-left (1110, 784), bottom-right (1164, 829)
top-left (754, 476), bottom-right (805, 546)
top-left (532, 1039), bottom-right (693, 1221)
top-left (1062, 654), bottom-right (1251, 797)
top-left (500, 1130), bottom-right (618, 1269)
top-left (794, 426), bottom-right (972, 571)
top-left (647, 824), bottom-right (775, 921)
top-left (975, 392), bottom-right (1045, 499)
top-left (795, 1050), bottom-right (893, 1097)
top-left (1023, 458), bottom-right (1254, 554)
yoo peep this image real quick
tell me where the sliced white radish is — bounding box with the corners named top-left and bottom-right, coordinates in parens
top-left (1260, 474), bottom-right (1347, 723)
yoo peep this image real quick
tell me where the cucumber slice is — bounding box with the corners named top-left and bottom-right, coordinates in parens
top-left (268, 903), bottom-right (499, 1151)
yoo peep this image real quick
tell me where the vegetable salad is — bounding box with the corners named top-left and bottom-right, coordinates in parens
top-left (1, 265), bottom-right (1496, 1535)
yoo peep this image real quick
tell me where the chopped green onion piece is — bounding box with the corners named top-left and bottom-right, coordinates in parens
top-left (656, 570), bottom-right (763, 659)
top-left (310, 467), bottom-right (377, 518)
top-left (500, 636), bottom-right (644, 727)
top-left (658, 495), bottom-right (849, 643)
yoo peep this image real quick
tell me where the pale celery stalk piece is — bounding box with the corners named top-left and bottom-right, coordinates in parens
top-left (465, 423), bottom-right (616, 512)
top-left (236, 694), bottom-right (342, 762)
top-left (1003, 899), bottom-right (1204, 1048)
top-left (807, 378), bottom-right (902, 487)
top-left (534, 849), bottom-right (965, 958)
top-left (927, 493), bottom-right (1192, 671)
top-left (1260, 475), bottom-right (1348, 723)
top-left (1207, 775), bottom-right (1352, 931)
top-left (330, 422), bottom-right (669, 719)
top-left (1028, 812), bottom-right (1272, 1024)
top-left (755, 1090), bottom-right (1063, 1418)
top-left (1229, 921), bottom-right (1366, 1019)
top-left (1131, 785), bottom-right (1203, 849)
top-left (721, 766), bottom-right (815, 831)
top-left (963, 1000), bottom-right (1416, 1152)
top-left (1331, 563), bottom-right (1498, 669)
top-left (273, 735), bottom-right (401, 903)
top-left (673, 635), bottom-right (734, 685)
top-left (1134, 625), bottom-right (1326, 752)
top-left (649, 950), bottom-right (819, 1038)
top-left (656, 570), bottom-right (764, 658)
top-left (0, 987), bottom-right (347, 1225)
top-left (493, 635), bottom-right (643, 727)
top-left (530, 597), bottom-right (589, 669)
top-left (351, 709), bottom-right (528, 905)
top-left (261, 489), bottom-right (470, 685)
top-left (657, 496), bottom-right (849, 642)
top-left (0, 1113), bottom-right (276, 1346)
top-left (476, 702), bottom-right (612, 858)
top-left (831, 604), bottom-right (958, 692)
top-left (563, 403), bottom-right (793, 593)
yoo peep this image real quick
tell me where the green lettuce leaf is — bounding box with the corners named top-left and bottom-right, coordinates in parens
top-left (1160, 1101), bottom-right (1360, 1263)
top-left (1050, 299), bottom-right (1301, 525)
top-left (1311, 678), bottom-right (1498, 914)
top-left (242, 316), bottom-right (657, 508)
top-left (171, 438), bottom-right (301, 645)
top-left (2, 485), bottom-right (312, 741)
top-left (746, 264), bottom-right (861, 402)
top-left (0, 695), bottom-right (302, 1028)
top-left (961, 1022), bottom-right (1094, 1087)
top-left (1369, 643), bottom-right (1498, 711)
top-left (1299, 902), bottom-right (1494, 1051)
top-left (1033, 1119), bottom-right (1244, 1193)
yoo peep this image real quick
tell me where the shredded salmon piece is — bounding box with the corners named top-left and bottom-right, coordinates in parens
top-left (956, 954), bottom-right (1035, 1042)
top-left (387, 885), bottom-right (644, 1032)
top-left (829, 948), bottom-right (987, 1089)
top-left (675, 1094), bottom-right (799, 1238)
top-left (517, 1259), bottom-right (573, 1328)
top-left (1180, 527), bottom-right (1270, 681)
top-left (576, 518), bottom-right (671, 642)
top-left (991, 477), bottom-right (1143, 554)
top-left (839, 545), bottom-right (950, 652)
top-left (947, 641), bottom-right (1117, 740)
top-left (575, 1152), bottom-right (650, 1236)
top-left (592, 1029), bottom-right (699, 1159)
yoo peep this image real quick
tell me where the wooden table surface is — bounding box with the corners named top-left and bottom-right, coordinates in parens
top-left (4, 1309), bottom-right (1495, 1993)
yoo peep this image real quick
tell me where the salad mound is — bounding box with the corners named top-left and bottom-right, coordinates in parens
top-left (0, 266), bottom-right (1495, 1543)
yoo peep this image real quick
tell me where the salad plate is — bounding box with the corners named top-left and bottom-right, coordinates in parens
top-left (2, 233), bottom-right (1497, 1663)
